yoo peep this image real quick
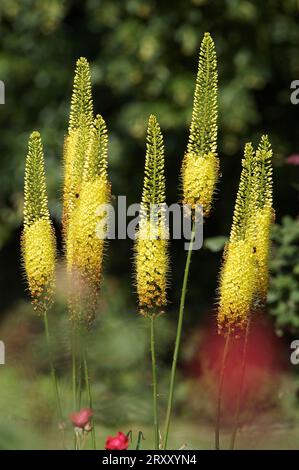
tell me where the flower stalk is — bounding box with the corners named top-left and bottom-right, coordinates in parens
top-left (216, 135), bottom-right (274, 449)
top-left (164, 31), bottom-right (218, 449)
top-left (163, 220), bottom-right (196, 449)
top-left (22, 131), bottom-right (65, 447)
top-left (135, 115), bottom-right (168, 449)
top-left (150, 315), bottom-right (160, 450)
top-left (83, 346), bottom-right (96, 449)
top-left (215, 330), bottom-right (230, 450)
top-left (63, 58), bottom-right (110, 449)
top-left (229, 319), bottom-right (250, 450)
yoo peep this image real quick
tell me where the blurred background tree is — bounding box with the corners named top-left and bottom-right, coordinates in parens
top-left (1, 0), bottom-right (299, 449)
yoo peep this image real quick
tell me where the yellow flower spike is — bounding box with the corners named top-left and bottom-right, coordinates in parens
top-left (182, 32), bottom-right (219, 217)
top-left (66, 116), bottom-right (110, 325)
top-left (22, 131), bottom-right (56, 313)
top-left (135, 115), bottom-right (169, 316)
top-left (217, 143), bottom-right (257, 332)
top-left (217, 136), bottom-right (274, 333)
top-left (62, 57), bottom-right (94, 235)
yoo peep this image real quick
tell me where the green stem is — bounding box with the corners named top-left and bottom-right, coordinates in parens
top-left (215, 331), bottom-right (231, 450)
top-left (43, 311), bottom-right (65, 449)
top-left (77, 330), bottom-right (83, 410)
top-left (72, 322), bottom-right (83, 450)
top-left (229, 320), bottom-right (250, 450)
top-left (83, 347), bottom-right (96, 450)
top-left (150, 315), bottom-right (160, 450)
top-left (72, 323), bottom-right (77, 411)
top-left (163, 220), bottom-right (196, 449)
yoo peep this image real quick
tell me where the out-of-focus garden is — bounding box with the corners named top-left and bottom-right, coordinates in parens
top-left (1, 0), bottom-right (299, 449)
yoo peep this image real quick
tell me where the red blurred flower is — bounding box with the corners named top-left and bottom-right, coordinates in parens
top-left (105, 432), bottom-right (129, 450)
top-left (70, 408), bottom-right (93, 429)
top-left (286, 154), bottom-right (299, 165)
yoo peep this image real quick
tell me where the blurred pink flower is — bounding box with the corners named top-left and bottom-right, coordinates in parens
top-left (286, 154), bottom-right (299, 165)
top-left (105, 432), bottom-right (129, 450)
top-left (70, 408), bottom-right (93, 429)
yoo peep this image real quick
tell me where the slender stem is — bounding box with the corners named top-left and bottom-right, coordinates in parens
top-left (150, 315), bottom-right (160, 450)
top-left (71, 323), bottom-right (77, 411)
top-left (71, 322), bottom-right (83, 450)
top-left (229, 320), bottom-right (250, 450)
top-left (163, 220), bottom-right (196, 449)
top-left (74, 433), bottom-right (79, 451)
top-left (83, 347), bottom-right (96, 450)
top-left (71, 324), bottom-right (84, 408)
top-left (77, 330), bottom-right (83, 410)
top-left (43, 311), bottom-right (65, 449)
top-left (215, 330), bottom-right (231, 450)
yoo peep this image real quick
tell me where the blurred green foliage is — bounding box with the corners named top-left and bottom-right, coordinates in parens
top-left (268, 215), bottom-right (299, 334)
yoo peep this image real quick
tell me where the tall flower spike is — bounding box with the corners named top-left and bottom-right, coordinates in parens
top-left (135, 115), bottom-right (168, 316)
top-left (182, 32), bottom-right (219, 217)
top-left (62, 57), bottom-right (94, 235)
top-left (217, 143), bottom-right (257, 333)
top-left (217, 137), bottom-right (274, 333)
top-left (250, 135), bottom-right (274, 300)
top-left (66, 115), bottom-right (110, 326)
top-left (22, 132), bottom-right (56, 313)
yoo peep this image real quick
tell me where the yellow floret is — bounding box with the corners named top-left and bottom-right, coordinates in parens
top-left (182, 151), bottom-right (219, 217)
top-left (217, 239), bottom-right (257, 333)
top-left (135, 219), bottom-right (168, 315)
top-left (23, 218), bottom-right (56, 311)
top-left (67, 176), bottom-right (109, 283)
top-left (251, 206), bottom-right (273, 301)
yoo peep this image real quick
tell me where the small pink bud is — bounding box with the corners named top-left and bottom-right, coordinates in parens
top-left (70, 408), bottom-right (93, 429)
